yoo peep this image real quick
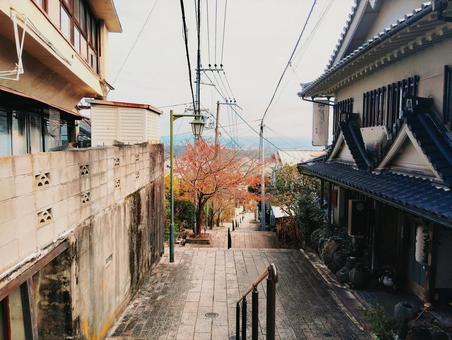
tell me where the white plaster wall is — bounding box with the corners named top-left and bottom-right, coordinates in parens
top-left (336, 39), bottom-right (451, 121)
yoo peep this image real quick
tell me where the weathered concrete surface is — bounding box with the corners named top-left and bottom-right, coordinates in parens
top-left (107, 247), bottom-right (369, 340)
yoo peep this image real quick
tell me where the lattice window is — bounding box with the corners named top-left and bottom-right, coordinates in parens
top-left (333, 98), bottom-right (354, 139)
top-left (114, 179), bottom-right (120, 189)
top-left (114, 158), bottom-right (120, 167)
top-left (363, 76), bottom-right (419, 130)
top-left (135, 154), bottom-right (140, 162)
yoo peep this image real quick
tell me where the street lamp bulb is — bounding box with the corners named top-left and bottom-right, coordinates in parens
top-left (190, 116), bottom-right (205, 138)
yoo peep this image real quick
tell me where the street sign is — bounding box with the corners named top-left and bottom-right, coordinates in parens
top-left (312, 101), bottom-right (329, 146)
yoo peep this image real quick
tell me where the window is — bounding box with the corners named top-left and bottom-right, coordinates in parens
top-left (12, 112), bottom-right (27, 155)
top-left (29, 113), bottom-right (43, 153)
top-left (444, 65), bottom-right (452, 128)
top-left (58, 0), bottom-right (100, 71)
top-left (362, 76), bottom-right (419, 130)
top-left (333, 98), bottom-right (354, 139)
top-left (34, 0), bottom-right (47, 12)
top-left (60, 5), bottom-right (71, 40)
top-left (0, 110), bottom-right (11, 156)
top-left (0, 107), bottom-right (71, 155)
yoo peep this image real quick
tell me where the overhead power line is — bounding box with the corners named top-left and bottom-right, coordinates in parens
top-left (179, 0), bottom-right (197, 114)
top-left (260, 0), bottom-right (318, 123)
top-left (112, 0), bottom-right (160, 85)
top-left (220, 0), bottom-right (228, 65)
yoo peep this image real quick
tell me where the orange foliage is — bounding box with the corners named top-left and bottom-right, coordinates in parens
top-left (175, 140), bottom-right (259, 234)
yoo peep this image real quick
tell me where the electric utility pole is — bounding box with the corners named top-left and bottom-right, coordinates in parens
top-left (260, 122), bottom-right (266, 231)
top-left (215, 101), bottom-right (220, 146)
top-left (195, 0), bottom-right (201, 125)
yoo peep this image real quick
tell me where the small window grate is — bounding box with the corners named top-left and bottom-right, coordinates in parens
top-left (37, 208), bottom-right (52, 226)
top-left (80, 164), bottom-right (89, 176)
top-left (362, 76), bottom-right (419, 130)
top-left (333, 98), bottom-right (354, 139)
top-left (35, 172), bottom-right (50, 187)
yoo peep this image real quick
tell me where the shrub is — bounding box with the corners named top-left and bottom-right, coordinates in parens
top-left (365, 305), bottom-right (398, 340)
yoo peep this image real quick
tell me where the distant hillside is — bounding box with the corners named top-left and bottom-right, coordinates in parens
top-left (161, 135), bottom-right (313, 151)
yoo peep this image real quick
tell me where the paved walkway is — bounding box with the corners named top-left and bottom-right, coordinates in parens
top-left (206, 214), bottom-right (279, 249)
top-left (107, 247), bottom-right (369, 340)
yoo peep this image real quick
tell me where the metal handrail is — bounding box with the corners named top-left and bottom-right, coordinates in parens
top-left (235, 264), bottom-right (278, 340)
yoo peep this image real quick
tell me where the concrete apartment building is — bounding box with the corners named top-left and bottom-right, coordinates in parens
top-left (299, 0), bottom-right (452, 303)
top-left (0, 1), bottom-right (165, 339)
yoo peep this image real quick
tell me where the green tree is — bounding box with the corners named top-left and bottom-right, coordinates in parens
top-left (270, 165), bottom-right (324, 247)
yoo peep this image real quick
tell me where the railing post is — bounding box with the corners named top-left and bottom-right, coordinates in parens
top-left (266, 264), bottom-right (277, 340)
top-left (252, 286), bottom-right (259, 340)
top-left (228, 228), bottom-right (232, 249)
top-left (236, 302), bottom-right (240, 340)
top-left (242, 297), bottom-right (247, 340)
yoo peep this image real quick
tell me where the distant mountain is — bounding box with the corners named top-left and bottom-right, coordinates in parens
top-left (160, 135), bottom-right (313, 150)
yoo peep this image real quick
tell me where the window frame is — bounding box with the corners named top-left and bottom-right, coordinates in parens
top-left (58, 0), bottom-right (100, 72)
top-left (32, 0), bottom-right (48, 13)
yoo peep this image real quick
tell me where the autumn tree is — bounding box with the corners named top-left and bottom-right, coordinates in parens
top-left (175, 140), bottom-right (259, 236)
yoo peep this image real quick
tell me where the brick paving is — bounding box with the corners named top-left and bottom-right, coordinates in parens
top-left (107, 246), bottom-right (369, 340)
top-left (205, 214), bottom-right (280, 249)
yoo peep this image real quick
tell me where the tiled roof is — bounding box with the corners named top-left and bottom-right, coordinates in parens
top-left (326, 0), bottom-right (360, 69)
top-left (300, 3), bottom-right (432, 97)
top-left (407, 112), bottom-right (452, 187)
top-left (298, 161), bottom-right (452, 227)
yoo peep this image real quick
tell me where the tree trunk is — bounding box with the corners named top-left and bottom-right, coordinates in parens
top-left (195, 198), bottom-right (206, 236)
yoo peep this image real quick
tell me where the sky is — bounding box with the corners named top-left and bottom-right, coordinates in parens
top-left (107, 0), bottom-right (355, 149)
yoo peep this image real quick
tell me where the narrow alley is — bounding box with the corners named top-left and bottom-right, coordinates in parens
top-left (107, 215), bottom-right (368, 340)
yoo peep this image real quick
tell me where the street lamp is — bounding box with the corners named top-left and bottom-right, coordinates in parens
top-left (169, 110), bottom-right (205, 263)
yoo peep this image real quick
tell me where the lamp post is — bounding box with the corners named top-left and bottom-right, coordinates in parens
top-left (169, 110), bottom-right (205, 263)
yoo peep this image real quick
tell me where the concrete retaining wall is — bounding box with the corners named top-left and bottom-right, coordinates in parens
top-left (0, 143), bottom-right (165, 339)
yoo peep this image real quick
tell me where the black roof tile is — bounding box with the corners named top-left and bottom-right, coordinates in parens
top-left (298, 161), bottom-right (452, 228)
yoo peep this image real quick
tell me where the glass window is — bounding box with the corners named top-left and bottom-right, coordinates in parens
top-left (0, 110), bottom-right (11, 156)
top-left (34, 0), bottom-right (47, 11)
top-left (74, 0), bottom-right (80, 22)
top-left (12, 112), bottom-right (27, 155)
top-left (43, 111), bottom-right (61, 151)
top-left (81, 36), bottom-right (88, 61)
top-left (60, 5), bottom-right (71, 41)
top-left (74, 26), bottom-right (81, 53)
top-left (30, 113), bottom-right (43, 153)
top-left (60, 120), bottom-right (69, 146)
top-left (79, 1), bottom-right (86, 34)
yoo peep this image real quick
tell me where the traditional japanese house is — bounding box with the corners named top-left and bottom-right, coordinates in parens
top-left (298, 0), bottom-right (452, 303)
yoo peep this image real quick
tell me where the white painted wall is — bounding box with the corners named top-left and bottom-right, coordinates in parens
top-left (91, 105), bottom-right (161, 146)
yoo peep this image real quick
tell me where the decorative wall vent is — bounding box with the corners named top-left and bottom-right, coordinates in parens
top-left (81, 191), bottom-right (90, 204)
top-left (135, 154), bottom-right (140, 162)
top-left (38, 208), bottom-right (52, 226)
top-left (114, 158), bottom-right (120, 167)
top-left (135, 171), bottom-right (140, 179)
top-left (114, 179), bottom-right (120, 189)
top-left (35, 172), bottom-right (50, 187)
top-left (80, 165), bottom-right (89, 176)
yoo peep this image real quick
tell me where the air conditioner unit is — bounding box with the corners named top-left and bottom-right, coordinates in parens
top-left (348, 200), bottom-right (369, 236)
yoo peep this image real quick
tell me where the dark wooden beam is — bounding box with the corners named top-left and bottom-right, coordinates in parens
top-left (0, 241), bottom-right (69, 302)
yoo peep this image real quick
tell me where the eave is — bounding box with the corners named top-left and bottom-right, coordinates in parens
top-left (88, 0), bottom-right (122, 33)
top-left (300, 4), bottom-right (452, 98)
